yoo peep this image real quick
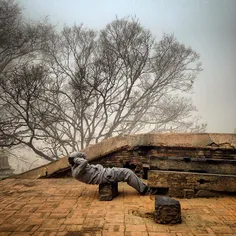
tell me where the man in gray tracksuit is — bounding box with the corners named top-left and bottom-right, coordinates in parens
top-left (68, 151), bottom-right (155, 195)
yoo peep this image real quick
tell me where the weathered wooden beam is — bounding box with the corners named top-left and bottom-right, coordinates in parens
top-left (148, 170), bottom-right (236, 198)
top-left (150, 156), bottom-right (236, 175)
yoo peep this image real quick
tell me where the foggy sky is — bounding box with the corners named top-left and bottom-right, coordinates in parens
top-left (18, 0), bottom-right (236, 133)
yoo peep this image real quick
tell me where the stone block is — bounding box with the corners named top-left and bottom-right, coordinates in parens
top-left (98, 182), bottom-right (118, 201)
top-left (183, 189), bottom-right (195, 199)
top-left (168, 188), bottom-right (183, 198)
top-left (155, 196), bottom-right (181, 224)
top-left (195, 190), bottom-right (220, 198)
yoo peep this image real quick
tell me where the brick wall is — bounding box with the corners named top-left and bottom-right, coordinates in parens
top-left (46, 145), bottom-right (236, 178)
top-left (14, 133), bottom-right (236, 179)
top-left (90, 146), bottom-right (236, 167)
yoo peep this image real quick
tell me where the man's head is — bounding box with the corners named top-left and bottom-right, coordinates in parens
top-left (68, 151), bottom-right (86, 165)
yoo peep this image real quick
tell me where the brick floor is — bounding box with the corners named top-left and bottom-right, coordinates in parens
top-left (0, 179), bottom-right (236, 236)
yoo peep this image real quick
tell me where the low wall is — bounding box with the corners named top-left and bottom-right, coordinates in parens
top-left (10, 133), bottom-right (236, 179)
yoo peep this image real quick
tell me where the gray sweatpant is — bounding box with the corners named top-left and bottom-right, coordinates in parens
top-left (102, 167), bottom-right (147, 193)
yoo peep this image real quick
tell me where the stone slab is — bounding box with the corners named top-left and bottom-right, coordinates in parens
top-left (98, 182), bottom-right (118, 201)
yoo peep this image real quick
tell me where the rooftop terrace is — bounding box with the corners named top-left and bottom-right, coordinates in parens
top-left (0, 178), bottom-right (236, 236)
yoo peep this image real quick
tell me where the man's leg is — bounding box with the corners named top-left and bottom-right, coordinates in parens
top-left (109, 167), bottom-right (148, 194)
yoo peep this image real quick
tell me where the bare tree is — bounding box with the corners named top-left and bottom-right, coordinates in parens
top-left (0, 0), bottom-right (55, 159)
top-left (0, 9), bottom-right (206, 160)
top-left (0, 0), bottom-right (52, 74)
top-left (0, 64), bottom-right (61, 161)
top-left (43, 17), bottom-right (204, 152)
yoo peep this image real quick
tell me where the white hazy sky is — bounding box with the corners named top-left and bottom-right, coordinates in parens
top-left (17, 0), bottom-right (236, 133)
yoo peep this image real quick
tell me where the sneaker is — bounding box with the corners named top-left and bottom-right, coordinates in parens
top-left (140, 186), bottom-right (158, 195)
top-left (140, 186), bottom-right (148, 195)
top-left (147, 187), bottom-right (158, 195)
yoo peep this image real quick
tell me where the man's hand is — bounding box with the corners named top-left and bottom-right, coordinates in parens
top-left (69, 152), bottom-right (86, 159)
top-left (68, 157), bottom-right (75, 166)
top-left (68, 151), bottom-right (86, 166)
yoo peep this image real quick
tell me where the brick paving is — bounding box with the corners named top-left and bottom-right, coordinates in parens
top-left (0, 178), bottom-right (235, 236)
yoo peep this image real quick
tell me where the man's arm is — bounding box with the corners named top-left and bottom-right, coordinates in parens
top-left (68, 151), bottom-right (88, 178)
top-left (72, 157), bottom-right (88, 178)
top-left (71, 157), bottom-right (88, 178)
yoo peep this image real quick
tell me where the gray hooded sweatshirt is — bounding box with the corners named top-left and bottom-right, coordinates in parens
top-left (71, 156), bottom-right (147, 193)
top-left (71, 157), bottom-right (106, 184)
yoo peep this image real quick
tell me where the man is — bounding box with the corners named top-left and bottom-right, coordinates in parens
top-left (68, 151), bottom-right (157, 195)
